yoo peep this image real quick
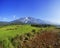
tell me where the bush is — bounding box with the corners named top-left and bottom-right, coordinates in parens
top-left (32, 29), bottom-right (36, 34)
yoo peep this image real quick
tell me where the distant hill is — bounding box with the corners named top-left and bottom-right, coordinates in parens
top-left (11, 17), bottom-right (51, 25)
top-left (0, 17), bottom-right (56, 26)
top-left (0, 21), bottom-right (9, 26)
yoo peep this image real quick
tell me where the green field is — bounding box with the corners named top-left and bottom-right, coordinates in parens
top-left (0, 25), bottom-right (40, 40)
top-left (0, 25), bottom-right (42, 48)
top-left (0, 25), bottom-right (56, 48)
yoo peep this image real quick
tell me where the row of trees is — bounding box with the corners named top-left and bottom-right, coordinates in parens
top-left (31, 24), bottom-right (55, 27)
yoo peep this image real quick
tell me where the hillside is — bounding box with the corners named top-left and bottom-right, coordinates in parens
top-left (0, 25), bottom-right (40, 40)
top-left (0, 24), bottom-right (60, 48)
top-left (0, 17), bottom-right (54, 26)
top-left (0, 24), bottom-right (41, 48)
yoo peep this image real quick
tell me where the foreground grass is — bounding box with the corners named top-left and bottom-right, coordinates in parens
top-left (0, 25), bottom-right (42, 48)
top-left (0, 25), bottom-right (40, 40)
top-left (0, 25), bottom-right (56, 48)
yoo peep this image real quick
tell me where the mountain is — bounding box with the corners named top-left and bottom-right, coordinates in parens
top-left (0, 21), bottom-right (9, 26)
top-left (0, 17), bottom-right (54, 26)
top-left (11, 17), bottom-right (50, 25)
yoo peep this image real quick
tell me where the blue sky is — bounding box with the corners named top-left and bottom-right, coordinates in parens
top-left (0, 0), bottom-right (60, 24)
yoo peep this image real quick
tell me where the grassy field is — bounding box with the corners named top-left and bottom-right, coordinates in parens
top-left (0, 24), bottom-right (58, 48)
top-left (0, 25), bottom-right (42, 48)
top-left (0, 25), bottom-right (40, 40)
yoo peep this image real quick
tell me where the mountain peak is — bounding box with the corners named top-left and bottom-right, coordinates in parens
top-left (11, 17), bottom-right (50, 24)
top-left (24, 17), bottom-right (34, 19)
top-left (24, 17), bottom-right (30, 23)
top-left (19, 17), bottom-right (34, 23)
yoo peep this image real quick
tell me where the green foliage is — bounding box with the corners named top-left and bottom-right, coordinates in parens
top-left (0, 24), bottom-right (41, 48)
top-left (31, 24), bottom-right (55, 27)
top-left (0, 24), bottom-right (55, 48)
top-left (3, 38), bottom-right (14, 48)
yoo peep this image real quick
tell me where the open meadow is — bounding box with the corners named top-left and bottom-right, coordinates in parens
top-left (0, 24), bottom-right (60, 48)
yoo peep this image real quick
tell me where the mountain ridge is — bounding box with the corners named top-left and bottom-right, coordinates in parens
top-left (11, 17), bottom-right (49, 24)
top-left (0, 17), bottom-right (58, 25)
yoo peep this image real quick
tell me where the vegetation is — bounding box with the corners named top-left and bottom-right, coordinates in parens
top-left (31, 24), bottom-right (55, 27)
top-left (0, 24), bottom-right (41, 48)
top-left (0, 24), bottom-right (60, 48)
top-left (23, 31), bottom-right (60, 48)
